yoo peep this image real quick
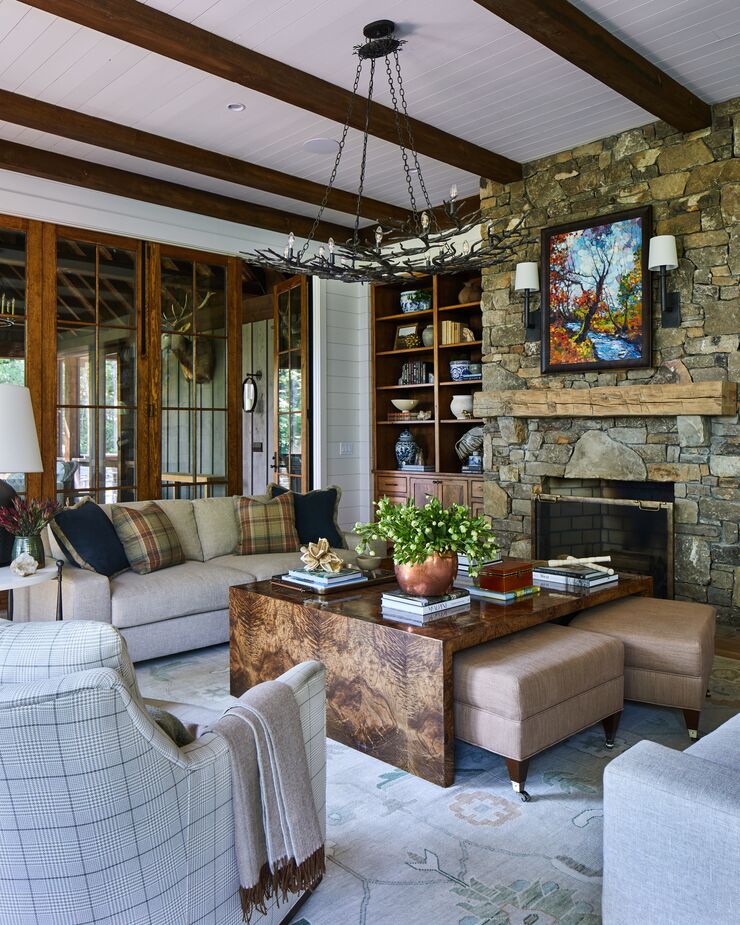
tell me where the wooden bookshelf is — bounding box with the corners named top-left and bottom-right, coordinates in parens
top-left (371, 273), bottom-right (484, 511)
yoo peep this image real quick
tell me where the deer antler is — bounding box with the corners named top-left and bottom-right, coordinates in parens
top-left (163, 292), bottom-right (192, 332)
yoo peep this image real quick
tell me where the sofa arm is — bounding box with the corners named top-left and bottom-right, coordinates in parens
top-left (603, 740), bottom-right (740, 925)
top-left (11, 566), bottom-right (112, 624)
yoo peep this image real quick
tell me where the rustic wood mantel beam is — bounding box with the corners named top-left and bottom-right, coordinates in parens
top-left (473, 0), bottom-right (711, 132)
top-left (0, 139), bottom-right (351, 241)
top-left (23, 0), bottom-right (522, 183)
top-left (0, 89), bottom-right (410, 225)
top-left (475, 382), bottom-right (737, 418)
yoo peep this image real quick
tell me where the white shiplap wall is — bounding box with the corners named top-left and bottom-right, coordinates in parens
top-left (1, 169), bottom-right (374, 526)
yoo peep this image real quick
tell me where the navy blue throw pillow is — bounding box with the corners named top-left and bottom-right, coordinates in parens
top-left (51, 498), bottom-right (130, 577)
top-left (268, 484), bottom-right (346, 548)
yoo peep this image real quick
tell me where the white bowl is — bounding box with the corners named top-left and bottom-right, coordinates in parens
top-left (391, 399), bottom-right (419, 412)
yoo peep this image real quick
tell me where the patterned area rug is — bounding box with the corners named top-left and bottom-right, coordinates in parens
top-left (136, 648), bottom-right (740, 925)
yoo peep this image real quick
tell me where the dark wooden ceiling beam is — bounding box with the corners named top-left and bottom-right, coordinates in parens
top-left (0, 89), bottom-right (409, 224)
top-left (0, 139), bottom-right (351, 241)
top-left (473, 0), bottom-right (711, 132)
top-left (23, 0), bottom-right (521, 183)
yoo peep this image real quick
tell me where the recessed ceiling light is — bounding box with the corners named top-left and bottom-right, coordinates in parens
top-left (227, 102), bottom-right (245, 112)
top-left (303, 137), bottom-right (341, 155)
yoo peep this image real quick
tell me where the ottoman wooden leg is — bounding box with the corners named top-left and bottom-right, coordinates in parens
top-left (602, 710), bottom-right (622, 748)
top-left (683, 709), bottom-right (700, 740)
top-left (505, 758), bottom-right (531, 803)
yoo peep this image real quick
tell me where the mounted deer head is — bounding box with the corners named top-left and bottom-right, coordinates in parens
top-left (162, 290), bottom-right (217, 384)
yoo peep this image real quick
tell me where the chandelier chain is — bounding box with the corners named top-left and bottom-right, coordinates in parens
top-left (352, 56), bottom-right (375, 248)
top-left (393, 51), bottom-right (437, 229)
top-left (298, 56), bottom-right (364, 257)
top-left (385, 54), bottom-right (419, 221)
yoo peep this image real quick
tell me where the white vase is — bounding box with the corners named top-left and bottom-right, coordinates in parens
top-left (450, 394), bottom-right (474, 420)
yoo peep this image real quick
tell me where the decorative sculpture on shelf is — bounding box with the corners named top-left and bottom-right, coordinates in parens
top-left (455, 425), bottom-right (484, 461)
top-left (300, 538), bottom-right (344, 573)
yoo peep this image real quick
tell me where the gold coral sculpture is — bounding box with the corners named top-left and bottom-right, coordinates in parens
top-left (300, 539), bottom-right (344, 573)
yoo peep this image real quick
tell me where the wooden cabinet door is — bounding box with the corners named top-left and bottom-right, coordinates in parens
top-left (440, 478), bottom-right (468, 508)
top-left (411, 477), bottom-right (440, 506)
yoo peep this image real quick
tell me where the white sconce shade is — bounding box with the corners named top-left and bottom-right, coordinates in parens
top-left (0, 384), bottom-right (42, 472)
top-left (514, 262), bottom-right (540, 291)
top-left (648, 235), bottom-right (678, 271)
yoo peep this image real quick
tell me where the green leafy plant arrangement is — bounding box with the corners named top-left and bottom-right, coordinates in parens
top-left (355, 496), bottom-right (497, 577)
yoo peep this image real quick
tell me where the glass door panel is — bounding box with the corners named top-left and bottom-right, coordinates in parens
top-left (273, 276), bottom-right (309, 492)
top-left (161, 254), bottom-right (228, 499)
top-left (55, 237), bottom-right (138, 503)
top-left (0, 227), bottom-right (27, 494)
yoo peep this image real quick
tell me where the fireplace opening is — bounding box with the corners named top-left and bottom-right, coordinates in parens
top-left (533, 479), bottom-right (674, 598)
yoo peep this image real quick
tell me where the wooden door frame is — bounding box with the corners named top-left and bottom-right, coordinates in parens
top-left (273, 274), bottom-right (310, 492)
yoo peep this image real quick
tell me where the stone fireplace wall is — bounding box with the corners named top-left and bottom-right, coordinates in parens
top-left (479, 96), bottom-right (740, 626)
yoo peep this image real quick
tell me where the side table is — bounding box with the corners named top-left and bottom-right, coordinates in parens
top-left (0, 560), bottom-right (65, 621)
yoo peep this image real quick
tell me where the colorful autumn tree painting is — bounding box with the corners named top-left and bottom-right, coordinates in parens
top-left (546, 215), bottom-right (646, 368)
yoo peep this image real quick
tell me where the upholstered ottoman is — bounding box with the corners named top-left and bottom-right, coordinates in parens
top-left (569, 597), bottom-right (716, 739)
top-left (454, 623), bottom-right (624, 800)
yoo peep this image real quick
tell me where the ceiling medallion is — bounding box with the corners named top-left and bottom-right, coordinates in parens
top-left (241, 20), bottom-right (526, 284)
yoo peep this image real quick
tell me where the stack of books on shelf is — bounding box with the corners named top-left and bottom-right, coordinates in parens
top-left (440, 320), bottom-right (464, 344)
top-left (381, 589), bottom-right (470, 624)
top-left (532, 563), bottom-right (618, 591)
top-left (461, 460), bottom-right (483, 473)
top-left (400, 463), bottom-right (435, 472)
top-left (279, 566), bottom-right (368, 592)
top-left (388, 411), bottom-right (428, 422)
top-left (399, 361), bottom-right (430, 385)
top-left (458, 370), bottom-right (482, 381)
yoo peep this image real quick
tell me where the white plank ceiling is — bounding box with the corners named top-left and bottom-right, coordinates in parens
top-left (0, 0), bottom-right (738, 230)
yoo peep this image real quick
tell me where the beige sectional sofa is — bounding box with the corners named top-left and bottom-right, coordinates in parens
top-left (13, 496), bottom-right (367, 662)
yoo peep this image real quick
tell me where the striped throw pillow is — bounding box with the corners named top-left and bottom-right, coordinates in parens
top-left (111, 503), bottom-right (185, 574)
top-left (236, 492), bottom-right (300, 555)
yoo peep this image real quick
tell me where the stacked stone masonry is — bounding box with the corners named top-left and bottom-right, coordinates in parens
top-left (480, 96), bottom-right (740, 626)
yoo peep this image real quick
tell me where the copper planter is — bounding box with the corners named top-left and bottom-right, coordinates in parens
top-left (394, 553), bottom-right (458, 597)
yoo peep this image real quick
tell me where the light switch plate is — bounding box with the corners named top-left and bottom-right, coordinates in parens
top-left (339, 442), bottom-right (354, 457)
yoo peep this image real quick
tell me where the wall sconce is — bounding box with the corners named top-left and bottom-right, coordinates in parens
top-left (648, 235), bottom-right (680, 328)
top-left (514, 262), bottom-right (540, 342)
top-left (242, 372), bottom-right (262, 413)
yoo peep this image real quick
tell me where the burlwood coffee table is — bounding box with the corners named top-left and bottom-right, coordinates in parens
top-left (230, 573), bottom-right (652, 787)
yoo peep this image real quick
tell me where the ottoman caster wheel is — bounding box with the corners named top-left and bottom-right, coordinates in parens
top-left (605, 740), bottom-right (615, 749)
top-left (520, 790), bottom-right (531, 803)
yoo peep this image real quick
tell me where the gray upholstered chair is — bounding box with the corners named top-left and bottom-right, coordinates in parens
top-left (602, 712), bottom-right (740, 924)
top-left (0, 619), bottom-right (326, 925)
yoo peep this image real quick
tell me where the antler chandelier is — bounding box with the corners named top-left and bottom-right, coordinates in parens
top-left (242, 20), bottom-right (526, 284)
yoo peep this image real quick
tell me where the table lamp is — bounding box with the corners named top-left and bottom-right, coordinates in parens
top-left (0, 384), bottom-right (43, 565)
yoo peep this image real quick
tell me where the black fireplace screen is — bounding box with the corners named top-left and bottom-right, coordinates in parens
top-left (534, 494), bottom-right (674, 598)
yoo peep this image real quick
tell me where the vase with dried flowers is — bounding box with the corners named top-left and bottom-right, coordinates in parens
top-left (0, 497), bottom-right (63, 567)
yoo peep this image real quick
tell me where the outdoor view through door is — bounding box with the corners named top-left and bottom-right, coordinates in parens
top-left (274, 276), bottom-right (310, 492)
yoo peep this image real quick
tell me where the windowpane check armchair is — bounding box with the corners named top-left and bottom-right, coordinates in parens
top-left (0, 620), bottom-right (326, 925)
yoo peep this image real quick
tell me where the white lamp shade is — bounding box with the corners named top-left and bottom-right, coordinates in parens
top-left (648, 235), bottom-right (678, 271)
top-left (0, 384), bottom-right (43, 472)
top-left (514, 261), bottom-right (540, 292)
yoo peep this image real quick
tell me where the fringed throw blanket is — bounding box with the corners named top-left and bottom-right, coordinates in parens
top-left (211, 680), bottom-right (325, 922)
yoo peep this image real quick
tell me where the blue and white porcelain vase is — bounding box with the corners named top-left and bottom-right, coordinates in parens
top-left (395, 429), bottom-right (418, 468)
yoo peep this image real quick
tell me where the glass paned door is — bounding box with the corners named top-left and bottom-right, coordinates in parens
top-left (55, 237), bottom-right (138, 504)
top-left (160, 254), bottom-right (228, 499)
top-left (0, 227), bottom-right (27, 494)
top-left (273, 276), bottom-right (309, 492)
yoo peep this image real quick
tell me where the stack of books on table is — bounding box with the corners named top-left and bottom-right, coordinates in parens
top-left (532, 564), bottom-right (618, 591)
top-left (455, 555), bottom-right (501, 587)
top-left (280, 567), bottom-right (368, 592)
top-left (468, 585), bottom-right (540, 604)
top-left (381, 589), bottom-right (470, 624)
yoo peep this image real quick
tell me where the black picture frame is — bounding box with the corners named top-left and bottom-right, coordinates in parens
top-left (540, 206), bottom-right (652, 373)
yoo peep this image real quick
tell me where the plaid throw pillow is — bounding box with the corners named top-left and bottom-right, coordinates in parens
top-left (236, 492), bottom-right (300, 555)
top-left (111, 503), bottom-right (185, 574)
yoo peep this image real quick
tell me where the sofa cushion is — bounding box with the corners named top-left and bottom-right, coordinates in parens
top-left (111, 503), bottom-right (185, 575)
top-left (110, 561), bottom-right (252, 628)
top-left (192, 496), bottom-right (240, 560)
top-left (269, 483), bottom-right (346, 548)
top-left (236, 493), bottom-right (300, 555)
top-left (51, 497), bottom-right (129, 577)
top-left (103, 499), bottom-right (204, 562)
